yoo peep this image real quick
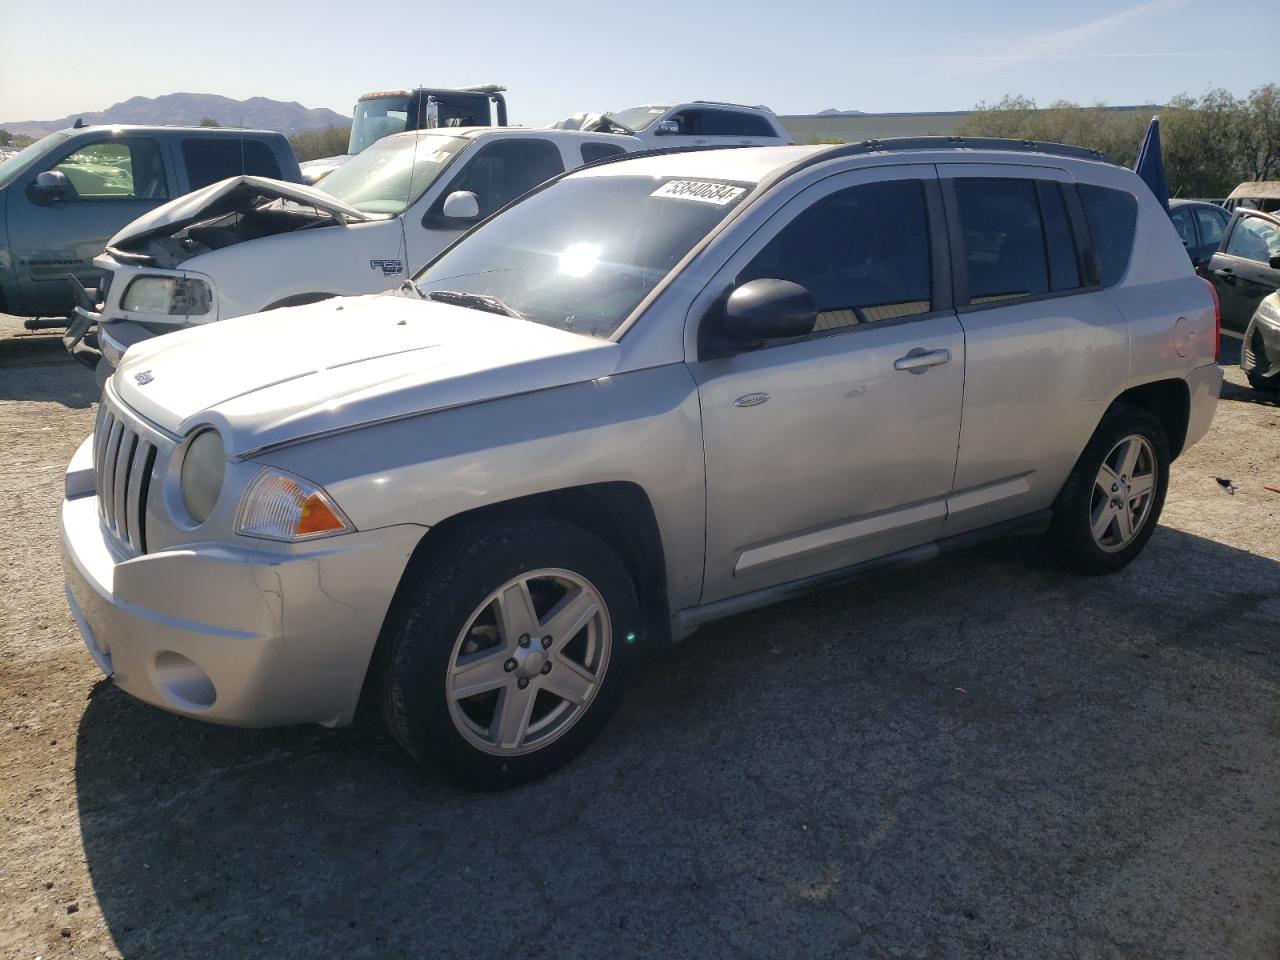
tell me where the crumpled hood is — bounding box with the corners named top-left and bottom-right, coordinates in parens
top-left (112, 294), bottom-right (621, 455)
top-left (107, 175), bottom-right (377, 249)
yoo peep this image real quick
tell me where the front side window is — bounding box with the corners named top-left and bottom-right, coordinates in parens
top-left (414, 174), bottom-right (752, 339)
top-left (1225, 216), bottom-right (1280, 264)
top-left (953, 178), bottom-right (1050, 302)
top-left (182, 138), bottom-right (282, 190)
top-left (439, 138), bottom-right (565, 220)
top-left (739, 179), bottom-right (932, 330)
top-left (609, 105), bottom-right (668, 132)
top-left (1078, 183), bottom-right (1138, 287)
top-left (51, 138), bottom-right (167, 200)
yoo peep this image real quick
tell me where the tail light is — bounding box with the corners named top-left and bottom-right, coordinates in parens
top-left (1202, 277), bottom-right (1221, 361)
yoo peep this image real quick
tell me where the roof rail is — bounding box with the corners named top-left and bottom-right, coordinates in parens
top-left (812, 135), bottom-right (1114, 165)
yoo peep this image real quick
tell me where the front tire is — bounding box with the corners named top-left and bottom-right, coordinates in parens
top-left (379, 515), bottom-right (639, 789)
top-left (1044, 404), bottom-right (1170, 575)
top-left (1246, 371), bottom-right (1278, 394)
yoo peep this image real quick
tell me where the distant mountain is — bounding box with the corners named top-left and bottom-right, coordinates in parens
top-left (1, 93), bottom-right (350, 137)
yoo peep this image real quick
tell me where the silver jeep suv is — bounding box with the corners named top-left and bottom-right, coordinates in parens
top-left (60, 139), bottom-right (1222, 787)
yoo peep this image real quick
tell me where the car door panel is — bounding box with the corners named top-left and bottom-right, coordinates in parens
top-left (689, 166), bottom-right (964, 603)
top-left (1210, 214), bottom-right (1280, 332)
top-left (936, 163), bottom-right (1129, 536)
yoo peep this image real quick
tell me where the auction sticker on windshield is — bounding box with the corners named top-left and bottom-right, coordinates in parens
top-left (651, 180), bottom-right (747, 205)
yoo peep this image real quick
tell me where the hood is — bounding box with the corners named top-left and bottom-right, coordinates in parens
top-left (112, 293), bottom-right (621, 455)
top-left (107, 175), bottom-right (376, 249)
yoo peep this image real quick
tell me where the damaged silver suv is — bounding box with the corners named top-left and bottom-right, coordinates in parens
top-left (60, 139), bottom-right (1222, 787)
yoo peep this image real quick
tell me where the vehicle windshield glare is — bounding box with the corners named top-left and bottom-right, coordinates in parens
top-left (349, 95), bottom-right (414, 154)
top-left (0, 132), bottom-right (70, 190)
top-left (317, 134), bottom-right (468, 215)
top-left (608, 106), bottom-right (670, 132)
top-left (414, 174), bottom-right (753, 339)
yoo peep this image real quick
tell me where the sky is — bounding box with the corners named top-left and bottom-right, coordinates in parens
top-left (0, 0), bottom-right (1273, 124)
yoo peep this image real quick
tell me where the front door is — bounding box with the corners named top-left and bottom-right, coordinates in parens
top-left (690, 167), bottom-right (965, 602)
top-left (12, 135), bottom-right (170, 316)
top-left (1208, 213), bottom-right (1280, 332)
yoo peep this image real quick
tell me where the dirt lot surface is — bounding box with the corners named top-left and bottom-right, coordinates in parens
top-left (0, 313), bottom-right (1277, 960)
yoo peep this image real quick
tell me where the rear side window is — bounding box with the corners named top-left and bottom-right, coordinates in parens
top-left (739, 179), bottom-right (932, 330)
top-left (443, 138), bottom-right (565, 219)
top-left (182, 138), bottom-right (282, 190)
top-left (1078, 184), bottom-right (1138, 287)
top-left (702, 109), bottom-right (776, 137)
top-left (953, 178), bottom-right (1049, 302)
top-left (580, 142), bottom-right (627, 164)
top-left (1194, 206), bottom-right (1227, 248)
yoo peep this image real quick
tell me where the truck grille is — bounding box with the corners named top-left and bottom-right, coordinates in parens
top-left (93, 396), bottom-right (158, 554)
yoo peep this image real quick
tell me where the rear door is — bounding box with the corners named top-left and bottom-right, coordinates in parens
top-left (10, 134), bottom-right (170, 315)
top-left (691, 166), bottom-right (965, 601)
top-left (937, 165), bottom-right (1130, 536)
top-left (1207, 213), bottom-right (1280, 332)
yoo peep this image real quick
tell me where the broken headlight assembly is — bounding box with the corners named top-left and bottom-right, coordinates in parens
top-left (121, 276), bottom-right (212, 316)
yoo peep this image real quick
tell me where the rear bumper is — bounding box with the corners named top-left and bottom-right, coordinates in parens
top-left (60, 481), bottom-right (424, 728)
top-left (1182, 361), bottom-right (1223, 453)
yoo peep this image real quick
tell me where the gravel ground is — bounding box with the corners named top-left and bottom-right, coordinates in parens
top-left (0, 314), bottom-right (1277, 960)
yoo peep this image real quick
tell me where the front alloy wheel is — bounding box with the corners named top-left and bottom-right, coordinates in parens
top-left (446, 569), bottom-right (611, 755)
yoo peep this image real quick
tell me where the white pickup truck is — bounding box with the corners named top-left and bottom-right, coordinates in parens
top-left (73, 127), bottom-right (640, 378)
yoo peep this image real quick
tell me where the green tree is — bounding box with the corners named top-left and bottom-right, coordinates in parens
top-left (287, 125), bottom-right (351, 162)
top-left (199, 117), bottom-right (221, 127)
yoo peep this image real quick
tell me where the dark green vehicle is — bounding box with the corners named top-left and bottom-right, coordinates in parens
top-left (0, 125), bottom-right (299, 321)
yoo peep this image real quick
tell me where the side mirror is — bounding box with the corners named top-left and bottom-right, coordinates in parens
top-left (32, 169), bottom-right (74, 201)
top-left (654, 120), bottom-right (680, 136)
top-left (441, 190), bottom-right (479, 221)
top-left (1270, 255), bottom-right (1280, 270)
top-left (722, 279), bottom-right (816, 342)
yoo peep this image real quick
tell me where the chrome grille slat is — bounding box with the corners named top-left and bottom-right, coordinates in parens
top-left (113, 432), bottom-right (137, 544)
top-left (99, 421), bottom-right (124, 529)
top-left (125, 441), bottom-right (154, 553)
top-left (93, 390), bottom-right (169, 557)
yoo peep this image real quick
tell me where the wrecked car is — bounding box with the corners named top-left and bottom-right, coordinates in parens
top-left (551, 101), bottom-right (791, 149)
top-left (70, 127), bottom-right (640, 380)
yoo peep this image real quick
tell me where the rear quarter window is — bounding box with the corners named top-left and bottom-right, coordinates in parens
top-left (182, 138), bottom-right (283, 190)
top-left (1078, 184), bottom-right (1138, 287)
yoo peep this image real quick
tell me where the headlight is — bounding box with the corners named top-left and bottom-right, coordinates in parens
top-left (236, 468), bottom-right (352, 542)
top-left (121, 276), bottom-right (212, 316)
top-left (179, 430), bottom-right (225, 524)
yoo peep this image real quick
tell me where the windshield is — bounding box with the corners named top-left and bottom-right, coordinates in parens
top-left (608, 106), bottom-right (670, 133)
top-left (317, 134), bottom-right (468, 215)
top-left (349, 96), bottom-right (414, 154)
top-left (414, 174), bottom-right (753, 339)
top-left (0, 132), bottom-right (70, 190)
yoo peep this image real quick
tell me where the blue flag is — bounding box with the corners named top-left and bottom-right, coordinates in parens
top-left (1134, 116), bottom-right (1169, 212)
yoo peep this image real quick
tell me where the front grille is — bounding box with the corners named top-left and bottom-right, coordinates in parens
top-left (93, 396), bottom-right (158, 554)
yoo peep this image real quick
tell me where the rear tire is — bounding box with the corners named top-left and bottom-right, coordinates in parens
top-left (1044, 404), bottom-right (1170, 575)
top-left (379, 515), bottom-right (639, 789)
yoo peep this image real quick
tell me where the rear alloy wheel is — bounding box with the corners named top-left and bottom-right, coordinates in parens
top-left (1045, 404), bottom-right (1170, 575)
top-left (379, 516), bottom-right (639, 788)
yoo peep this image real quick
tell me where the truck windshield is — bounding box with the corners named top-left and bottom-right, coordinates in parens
top-left (318, 133), bottom-right (468, 215)
top-left (349, 96), bottom-right (414, 154)
top-left (0, 132), bottom-right (70, 190)
top-left (414, 174), bottom-right (753, 339)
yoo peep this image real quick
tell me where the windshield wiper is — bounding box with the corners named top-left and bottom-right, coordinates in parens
top-left (426, 289), bottom-right (528, 321)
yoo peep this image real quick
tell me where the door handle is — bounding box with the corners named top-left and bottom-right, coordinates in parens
top-left (894, 348), bottom-right (952, 372)
top-left (1214, 268), bottom-right (1236, 284)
